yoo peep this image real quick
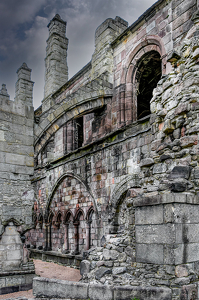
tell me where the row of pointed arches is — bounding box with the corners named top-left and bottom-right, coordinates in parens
top-left (32, 206), bottom-right (95, 255)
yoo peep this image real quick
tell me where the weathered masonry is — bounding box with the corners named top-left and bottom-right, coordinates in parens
top-left (2, 0), bottom-right (199, 299)
top-left (0, 64), bottom-right (35, 294)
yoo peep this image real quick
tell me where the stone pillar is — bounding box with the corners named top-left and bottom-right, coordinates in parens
top-left (67, 120), bottom-right (74, 152)
top-left (44, 14), bottom-right (68, 99)
top-left (125, 82), bottom-right (133, 124)
top-left (64, 223), bottom-right (69, 252)
top-left (120, 90), bottom-right (125, 125)
top-left (48, 224), bottom-right (52, 251)
top-left (15, 62), bottom-right (34, 106)
top-left (44, 224), bottom-right (48, 251)
top-left (86, 221), bottom-right (91, 250)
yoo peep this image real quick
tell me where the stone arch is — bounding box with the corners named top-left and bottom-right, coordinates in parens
top-left (48, 210), bottom-right (54, 223)
top-left (45, 172), bottom-right (98, 219)
top-left (111, 175), bottom-right (140, 209)
top-left (34, 97), bottom-right (105, 159)
top-left (55, 211), bottom-right (62, 229)
top-left (74, 208), bottom-right (85, 222)
top-left (64, 209), bottom-right (74, 223)
top-left (86, 206), bottom-right (94, 222)
top-left (45, 173), bottom-right (98, 253)
top-left (109, 175), bottom-right (139, 233)
top-left (119, 36), bottom-right (167, 125)
top-left (134, 50), bottom-right (162, 119)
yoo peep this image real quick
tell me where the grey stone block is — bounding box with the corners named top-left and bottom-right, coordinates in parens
top-left (173, 204), bottom-right (199, 223)
top-left (88, 284), bottom-right (113, 300)
top-left (136, 224), bottom-right (175, 244)
top-left (135, 205), bottom-right (163, 225)
top-left (136, 244), bottom-right (164, 264)
top-left (176, 224), bottom-right (199, 243)
top-left (33, 277), bottom-right (88, 299)
top-left (168, 166), bottom-right (192, 180)
top-left (173, 243), bottom-right (199, 265)
top-left (113, 285), bottom-right (172, 300)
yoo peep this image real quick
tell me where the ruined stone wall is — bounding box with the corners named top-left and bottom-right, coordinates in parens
top-left (0, 63), bottom-right (35, 293)
top-left (28, 0), bottom-right (199, 299)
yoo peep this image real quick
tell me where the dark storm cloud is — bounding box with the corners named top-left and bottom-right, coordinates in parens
top-left (0, 0), bottom-right (156, 108)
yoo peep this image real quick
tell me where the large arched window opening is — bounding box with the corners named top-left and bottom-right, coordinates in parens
top-left (123, 39), bottom-right (166, 125)
top-left (135, 51), bottom-right (162, 120)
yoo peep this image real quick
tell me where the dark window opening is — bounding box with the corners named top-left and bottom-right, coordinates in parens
top-left (136, 51), bottom-right (161, 120)
top-left (74, 116), bottom-right (83, 149)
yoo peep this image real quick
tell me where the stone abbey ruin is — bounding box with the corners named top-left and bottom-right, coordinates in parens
top-left (1, 0), bottom-right (199, 299)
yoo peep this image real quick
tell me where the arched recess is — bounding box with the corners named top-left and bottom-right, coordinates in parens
top-left (32, 212), bottom-right (37, 229)
top-left (111, 175), bottom-right (140, 209)
top-left (38, 213), bottom-right (43, 229)
top-left (45, 172), bottom-right (98, 219)
top-left (63, 210), bottom-right (74, 252)
top-left (45, 210), bottom-right (54, 251)
top-left (74, 209), bottom-right (85, 255)
top-left (86, 206), bottom-right (95, 250)
top-left (44, 172), bottom-right (98, 253)
top-left (119, 36), bottom-right (167, 125)
top-left (55, 211), bottom-right (62, 229)
top-left (109, 175), bottom-right (140, 233)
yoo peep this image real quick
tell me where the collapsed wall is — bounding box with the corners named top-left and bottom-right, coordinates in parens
top-left (0, 63), bottom-right (35, 294)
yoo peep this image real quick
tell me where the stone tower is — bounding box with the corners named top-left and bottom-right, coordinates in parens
top-left (44, 14), bottom-right (68, 99)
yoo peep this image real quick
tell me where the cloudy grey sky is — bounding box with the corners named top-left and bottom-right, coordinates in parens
top-left (0, 0), bottom-right (156, 109)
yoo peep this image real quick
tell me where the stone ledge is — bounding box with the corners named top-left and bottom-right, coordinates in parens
top-left (30, 249), bottom-right (83, 269)
top-left (33, 277), bottom-right (172, 300)
top-left (133, 192), bottom-right (199, 207)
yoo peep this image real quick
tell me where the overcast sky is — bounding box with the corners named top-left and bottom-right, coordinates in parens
top-left (0, 0), bottom-right (156, 109)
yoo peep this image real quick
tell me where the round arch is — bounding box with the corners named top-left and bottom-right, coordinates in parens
top-left (110, 175), bottom-right (140, 209)
top-left (119, 36), bottom-right (167, 125)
